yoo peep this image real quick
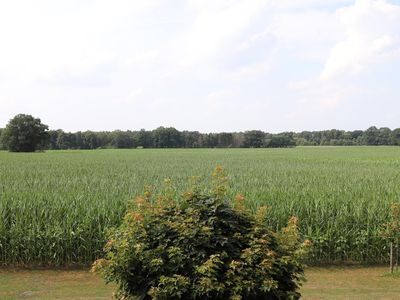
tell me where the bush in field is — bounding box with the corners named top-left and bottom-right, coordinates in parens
top-left (93, 167), bottom-right (310, 300)
top-left (1, 114), bottom-right (49, 152)
top-left (380, 203), bottom-right (400, 273)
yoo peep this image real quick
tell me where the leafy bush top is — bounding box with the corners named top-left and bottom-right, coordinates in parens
top-left (380, 203), bottom-right (400, 242)
top-left (93, 167), bottom-right (310, 300)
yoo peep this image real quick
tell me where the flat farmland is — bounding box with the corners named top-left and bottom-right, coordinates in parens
top-left (1, 147), bottom-right (399, 266)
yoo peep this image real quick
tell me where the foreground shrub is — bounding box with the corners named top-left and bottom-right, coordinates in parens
top-left (380, 203), bottom-right (400, 273)
top-left (93, 167), bottom-right (310, 299)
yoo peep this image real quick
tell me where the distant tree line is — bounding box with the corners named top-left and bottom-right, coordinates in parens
top-left (41, 128), bottom-right (298, 150)
top-left (19, 126), bottom-right (400, 150)
top-left (1, 115), bottom-right (400, 151)
top-left (294, 127), bottom-right (400, 146)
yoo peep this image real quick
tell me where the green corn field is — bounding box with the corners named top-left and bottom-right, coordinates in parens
top-left (1, 147), bottom-right (399, 266)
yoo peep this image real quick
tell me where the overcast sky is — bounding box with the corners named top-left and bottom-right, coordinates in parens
top-left (0, 0), bottom-right (399, 133)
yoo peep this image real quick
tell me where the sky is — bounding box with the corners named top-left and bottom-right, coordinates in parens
top-left (0, 0), bottom-right (400, 133)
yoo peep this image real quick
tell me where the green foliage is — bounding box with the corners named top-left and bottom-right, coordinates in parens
top-left (243, 130), bottom-right (265, 148)
top-left (42, 126), bottom-right (400, 150)
top-left (266, 135), bottom-right (295, 148)
top-left (0, 128), bottom-right (4, 150)
top-left (93, 167), bottom-right (309, 300)
top-left (1, 114), bottom-right (49, 152)
top-left (380, 203), bottom-right (400, 242)
top-left (380, 203), bottom-right (400, 272)
top-left (152, 127), bottom-right (182, 148)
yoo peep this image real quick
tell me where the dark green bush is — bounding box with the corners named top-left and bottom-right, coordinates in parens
top-left (93, 167), bottom-right (310, 299)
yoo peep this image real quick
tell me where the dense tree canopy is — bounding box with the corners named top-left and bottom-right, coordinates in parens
top-left (1, 114), bottom-right (49, 152)
top-left (2, 114), bottom-right (400, 150)
top-left (40, 127), bottom-right (400, 150)
top-left (0, 128), bottom-right (3, 150)
top-left (243, 130), bottom-right (265, 148)
top-left (153, 127), bottom-right (182, 148)
top-left (267, 135), bottom-right (296, 148)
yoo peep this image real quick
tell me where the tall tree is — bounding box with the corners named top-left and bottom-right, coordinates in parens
top-left (182, 131), bottom-right (202, 148)
top-left (134, 129), bottom-right (154, 148)
top-left (203, 133), bottom-right (218, 148)
top-left (217, 132), bottom-right (233, 147)
top-left (360, 126), bottom-right (380, 145)
top-left (267, 135), bottom-right (295, 148)
top-left (243, 130), bottom-right (265, 147)
top-left (81, 131), bottom-right (98, 149)
top-left (392, 128), bottom-right (400, 145)
top-left (111, 130), bottom-right (134, 148)
top-left (1, 114), bottom-right (49, 152)
top-left (152, 127), bottom-right (182, 148)
top-left (0, 128), bottom-right (4, 150)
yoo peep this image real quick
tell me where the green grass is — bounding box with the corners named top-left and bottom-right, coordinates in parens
top-left (0, 269), bottom-right (114, 299)
top-left (1, 147), bottom-right (400, 265)
top-left (1, 267), bottom-right (399, 299)
top-left (302, 266), bottom-right (400, 299)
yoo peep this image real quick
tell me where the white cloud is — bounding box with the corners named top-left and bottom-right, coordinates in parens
top-left (269, 11), bottom-right (342, 44)
top-left (291, 78), bottom-right (358, 108)
top-left (281, 0), bottom-right (400, 123)
top-left (321, 0), bottom-right (400, 79)
top-left (113, 88), bottom-right (144, 105)
top-left (125, 50), bottom-right (160, 67)
top-left (180, 0), bottom-right (268, 67)
top-left (207, 90), bottom-right (235, 100)
top-left (271, 0), bottom-right (353, 9)
top-left (0, 0), bottom-right (160, 83)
